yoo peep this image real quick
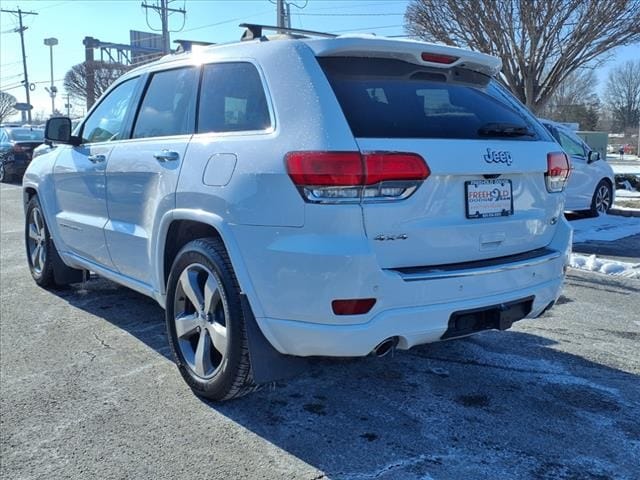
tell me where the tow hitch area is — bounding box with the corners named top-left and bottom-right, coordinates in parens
top-left (441, 296), bottom-right (534, 340)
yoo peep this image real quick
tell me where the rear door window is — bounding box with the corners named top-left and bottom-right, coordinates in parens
top-left (132, 67), bottom-right (198, 139)
top-left (197, 62), bottom-right (271, 133)
top-left (319, 57), bottom-right (546, 140)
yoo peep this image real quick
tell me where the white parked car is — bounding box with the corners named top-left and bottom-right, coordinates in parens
top-left (24, 25), bottom-right (571, 401)
top-left (539, 119), bottom-right (615, 216)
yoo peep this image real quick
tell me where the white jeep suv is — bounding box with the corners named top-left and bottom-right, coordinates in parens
top-left (24, 26), bottom-right (571, 401)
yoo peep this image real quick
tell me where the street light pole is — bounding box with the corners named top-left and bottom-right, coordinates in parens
top-left (44, 37), bottom-right (58, 116)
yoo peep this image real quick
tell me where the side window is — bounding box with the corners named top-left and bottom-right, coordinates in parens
top-left (198, 62), bottom-right (271, 133)
top-left (558, 130), bottom-right (586, 158)
top-left (132, 67), bottom-right (198, 139)
top-left (81, 79), bottom-right (137, 143)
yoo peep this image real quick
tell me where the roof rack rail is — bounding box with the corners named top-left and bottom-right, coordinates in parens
top-left (239, 23), bottom-right (337, 41)
top-left (174, 39), bottom-right (215, 53)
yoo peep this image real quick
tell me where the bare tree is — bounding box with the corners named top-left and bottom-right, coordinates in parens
top-left (603, 60), bottom-right (640, 133)
top-left (540, 69), bottom-right (600, 129)
top-left (0, 91), bottom-right (17, 123)
top-left (63, 61), bottom-right (131, 110)
top-left (405, 0), bottom-right (640, 113)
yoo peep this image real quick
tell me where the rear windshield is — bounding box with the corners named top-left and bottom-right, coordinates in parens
top-left (7, 129), bottom-right (44, 141)
top-left (319, 57), bottom-right (547, 141)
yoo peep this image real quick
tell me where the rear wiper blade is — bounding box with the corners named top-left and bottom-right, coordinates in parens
top-left (478, 123), bottom-right (535, 137)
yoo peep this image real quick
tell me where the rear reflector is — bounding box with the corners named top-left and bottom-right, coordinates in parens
top-left (332, 298), bottom-right (376, 315)
top-left (421, 52), bottom-right (458, 64)
top-left (286, 151), bottom-right (429, 203)
top-left (545, 152), bottom-right (570, 193)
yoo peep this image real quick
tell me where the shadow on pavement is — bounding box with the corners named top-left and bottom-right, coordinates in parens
top-left (57, 276), bottom-right (640, 480)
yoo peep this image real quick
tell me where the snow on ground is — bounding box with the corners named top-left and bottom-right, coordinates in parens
top-left (570, 253), bottom-right (640, 279)
top-left (616, 190), bottom-right (640, 200)
top-left (612, 164), bottom-right (640, 175)
top-left (571, 214), bottom-right (640, 243)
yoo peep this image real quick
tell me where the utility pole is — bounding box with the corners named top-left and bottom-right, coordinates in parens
top-left (277, 0), bottom-right (286, 31)
top-left (141, 0), bottom-right (186, 54)
top-left (1, 7), bottom-right (38, 123)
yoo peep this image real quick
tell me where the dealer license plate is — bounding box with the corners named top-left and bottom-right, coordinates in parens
top-left (465, 179), bottom-right (513, 219)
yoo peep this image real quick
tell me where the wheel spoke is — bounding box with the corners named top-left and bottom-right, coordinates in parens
top-left (33, 210), bottom-right (43, 234)
top-left (28, 224), bottom-right (39, 241)
top-left (31, 244), bottom-right (40, 268)
top-left (207, 322), bottom-right (227, 358)
top-left (174, 313), bottom-right (200, 339)
top-left (179, 268), bottom-right (204, 311)
top-left (194, 330), bottom-right (213, 377)
top-left (203, 274), bottom-right (220, 312)
top-left (37, 243), bottom-right (46, 270)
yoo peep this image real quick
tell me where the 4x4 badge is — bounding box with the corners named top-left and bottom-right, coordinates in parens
top-left (483, 148), bottom-right (513, 166)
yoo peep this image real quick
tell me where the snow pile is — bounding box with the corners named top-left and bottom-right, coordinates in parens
top-left (571, 215), bottom-right (640, 243)
top-left (570, 253), bottom-right (640, 279)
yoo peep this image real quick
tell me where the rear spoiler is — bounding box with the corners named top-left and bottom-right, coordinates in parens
top-left (304, 37), bottom-right (501, 77)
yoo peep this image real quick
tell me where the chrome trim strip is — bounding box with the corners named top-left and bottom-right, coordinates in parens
top-left (391, 250), bottom-right (562, 282)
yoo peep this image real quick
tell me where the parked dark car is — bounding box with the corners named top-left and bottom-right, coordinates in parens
top-left (0, 127), bottom-right (45, 182)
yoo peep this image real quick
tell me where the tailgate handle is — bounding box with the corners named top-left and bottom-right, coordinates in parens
top-left (154, 150), bottom-right (180, 162)
top-left (87, 154), bottom-right (106, 163)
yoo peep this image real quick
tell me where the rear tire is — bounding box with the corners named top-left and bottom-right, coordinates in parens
top-left (0, 160), bottom-right (13, 183)
top-left (588, 180), bottom-right (612, 217)
top-left (165, 238), bottom-right (255, 401)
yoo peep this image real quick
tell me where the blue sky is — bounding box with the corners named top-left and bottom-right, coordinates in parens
top-left (0, 0), bottom-right (638, 119)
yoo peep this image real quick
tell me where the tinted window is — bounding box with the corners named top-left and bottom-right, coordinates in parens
top-left (198, 63), bottom-right (270, 133)
top-left (319, 57), bottom-right (545, 140)
top-left (557, 130), bottom-right (586, 157)
top-left (7, 128), bottom-right (44, 141)
top-left (133, 67), bottom-right (198, 139)
top-left (82, 79), bottom-right (137, 143)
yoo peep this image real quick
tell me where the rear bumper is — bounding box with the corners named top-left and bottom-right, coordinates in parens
top-left (257, 276), bottom-right (563, 356)
top-left (232, 216), bottom-right (571, 357)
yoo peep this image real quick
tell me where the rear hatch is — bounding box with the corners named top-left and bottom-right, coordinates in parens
top-left (316, 53), bottom-right (565, 269)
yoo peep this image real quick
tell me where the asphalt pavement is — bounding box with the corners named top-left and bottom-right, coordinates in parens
top-left (1, 181), bottom-right (640, 480)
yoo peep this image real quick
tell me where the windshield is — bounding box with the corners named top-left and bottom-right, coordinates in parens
top-left (7, 128), bottom-right (45, 141)
top-left (319, 57), bottom-right (549, 141)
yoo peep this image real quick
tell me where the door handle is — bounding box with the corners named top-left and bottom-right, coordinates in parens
top-left (87, 154), bottom-right (106, 163)
top-left (153, 150), bottom-right (180, 162)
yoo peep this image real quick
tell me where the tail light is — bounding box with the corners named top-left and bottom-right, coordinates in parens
top-left (285, 151), bottom-right (429, 203)
top-left (545, 152), bottom-right (570, 193)
top-left (12, 144), bottom-right (25, 153)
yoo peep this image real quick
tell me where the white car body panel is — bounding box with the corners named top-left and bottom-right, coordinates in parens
top-left (24, 36), bottom-right (571, 358)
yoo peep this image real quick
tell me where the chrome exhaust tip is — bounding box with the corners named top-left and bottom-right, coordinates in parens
top-left (372, 337), bottom-right (397, 357)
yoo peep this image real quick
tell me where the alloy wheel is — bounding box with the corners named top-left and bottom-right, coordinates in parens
top-left (594, 184), bottom-right (611, 215)
top-left (0, 162), bottom-right (5, 182)
top-left (173, 263), bottom-right (228, 379)
top-left (27, 207), bottom-right (47, 275)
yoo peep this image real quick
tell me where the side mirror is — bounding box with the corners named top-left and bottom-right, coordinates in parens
top-left (588, 151), bottom-right (601, 163)
top-left (45, 117), bottom-right (80, 146)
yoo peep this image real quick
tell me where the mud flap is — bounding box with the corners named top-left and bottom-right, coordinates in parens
top-left (241, 294), bottom-right (308, 384)
top-left (51, 242), bottom-right (84, 285)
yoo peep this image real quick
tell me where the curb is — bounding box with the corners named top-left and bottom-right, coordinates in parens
top-left (609, 208), bottom-right (640, 218)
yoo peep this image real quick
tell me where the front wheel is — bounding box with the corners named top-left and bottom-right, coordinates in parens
top-left (165, 238), bottom-right (255, 401)
top-left (589, 180), bottom-right (612, 217)
top-left (25, 196), bottom-right (56, 286)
